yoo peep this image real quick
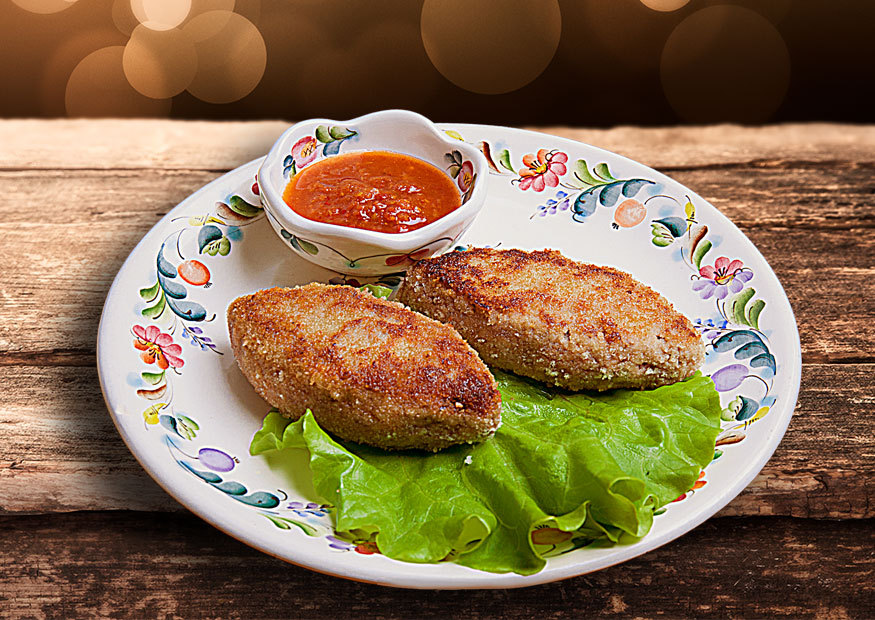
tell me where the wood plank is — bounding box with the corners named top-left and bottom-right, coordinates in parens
top-left (0, 120), bottom-right (872, 171)
top-left (2, 121), bottom-right (868, 614)
top-left (542, 123), bottom-right (875, 170)
top-left (1, 364), bottom-right (871, 517)
top-left (0, 119), bottom-right (288, 171)
top-left (742, 228), bottom-right (874, 364)
top-left (0, 168), bottom-right (872, 363)
top-left (717, 364), bottom-right (875, 519)
top-left (669, 162), bottom-right (875, 230)
top-left (0, 512), bottom-right (872, 617)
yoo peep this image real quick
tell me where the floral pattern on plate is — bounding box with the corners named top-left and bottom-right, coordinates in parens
top-left (100, 123), bottom-right (799, 588)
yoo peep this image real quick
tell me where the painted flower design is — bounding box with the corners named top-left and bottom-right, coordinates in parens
top-left (354, 541), bottom-right (380, 555)
top-left (384, 247), bottom-right (431, 267)
top-left (326, 535), bottom-right (354, 551)
top-left (290, 136), bottom-right (318, 168)
top-left (710, 363), bottom-right (750, 392)
top-left (133, 325), bottom-right (184, 369)
top-left (692, 256), bottom-right (753, 299)
top-left (517, 149), bottom-right (568, 192)
top-left (672, 471), bottom-right (707, 503)
top-left (287, 501), bottom-right (331, 519)
top-left (693, 317), bottom-right (729, 339)
top-left (142, 403), bottom-right (165, 425)
top-left (533, 190), bottom-right (570, 217)
top-left (457, 160), bottom-right (474, 192)
top-left (325, 535), bottom-right (380, 555)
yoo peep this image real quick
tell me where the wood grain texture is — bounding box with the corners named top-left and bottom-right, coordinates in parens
top-left (0, 121), bottom-right (872, 609)
top-left (0, 511), bottom-right (872, 618)
top-left (0, 120), bottom-right (872, 171)
top-left (0, 120), bottom-right (875, 618)
top-left (1, 364), bottom-right (871, 516)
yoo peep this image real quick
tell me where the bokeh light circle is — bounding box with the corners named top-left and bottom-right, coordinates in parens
top-left (660, 6), bottom-right (791, 123)
top-left (130, 0), bottom-right (191, 31)
top-left (187, 0), bottom-right (236, 37)
top-left (189, 0), bottom-right (235, 15)
top-left (11, 0), bottom-right (78, 14)
top-left (112, 0), bottom-right (139, 35)
top-left (39, 29), bottom-right (124, 115)
top-left (183, 11), bottom-right (266, 104)
top-left (232, 0), bottom-right (260, 23)
top-left (640, 0), bottom-right (689, 12)
top-left (123, 24), bottom-right (198, 99)
top-left (65, 46), bottom-right (172, 117)
top-left (420, 0), bottom-right (561, 95)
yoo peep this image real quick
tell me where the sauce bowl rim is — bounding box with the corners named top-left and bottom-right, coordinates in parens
top-left (256, 109), bottom-right (489, 251)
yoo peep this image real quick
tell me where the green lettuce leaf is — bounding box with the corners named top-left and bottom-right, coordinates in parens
top-left (250, 372), bottom-right (721, 574)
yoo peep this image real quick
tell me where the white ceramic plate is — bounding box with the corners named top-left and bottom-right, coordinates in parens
top-left (97, 124), bottom-right (801, 589)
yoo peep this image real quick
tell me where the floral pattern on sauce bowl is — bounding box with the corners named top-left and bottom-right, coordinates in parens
top-left (98, 122), bottom-right (800, 589)
top-left (256, 110), bottom-right (488, 276)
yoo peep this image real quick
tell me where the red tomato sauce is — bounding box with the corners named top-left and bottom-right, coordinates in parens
top-left (283, 151), bottom-right (462, 234)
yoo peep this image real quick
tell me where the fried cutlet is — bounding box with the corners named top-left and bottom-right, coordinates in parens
top-left (396, 248), bottom-right (705, 391)
top-left (227, 284), bottom-right (501, 451)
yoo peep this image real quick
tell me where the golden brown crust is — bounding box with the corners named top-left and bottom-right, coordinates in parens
top-left (396, 248), bottom-right (705, 391)
top-left (227, 283), bottom-right (501, 451)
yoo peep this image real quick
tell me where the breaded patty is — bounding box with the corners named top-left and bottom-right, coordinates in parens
top-left (227, 284), bottom-right (501, 451)
top-left (396, 248), bottom-right (705, 391)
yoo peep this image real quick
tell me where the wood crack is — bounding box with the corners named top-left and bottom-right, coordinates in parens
top-left (0, 350), bottom-right (95, 366)
top-left (658, 158), bottom-right (875, 172)
top-left (0, 512), bottom-right (872, 616)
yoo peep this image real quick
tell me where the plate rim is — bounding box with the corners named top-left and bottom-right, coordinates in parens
top-left (97, 125), bottom-right (802, 589)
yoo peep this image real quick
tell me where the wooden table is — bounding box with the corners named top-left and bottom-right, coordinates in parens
top-left (1, 120), bottom-right (872, 618)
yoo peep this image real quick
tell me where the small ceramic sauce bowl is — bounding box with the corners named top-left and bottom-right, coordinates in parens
top-left (256, 110), bottom-right (489, 276)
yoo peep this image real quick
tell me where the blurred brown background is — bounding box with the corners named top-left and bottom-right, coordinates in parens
top-left (2, 0), bottom-right (872, 125)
